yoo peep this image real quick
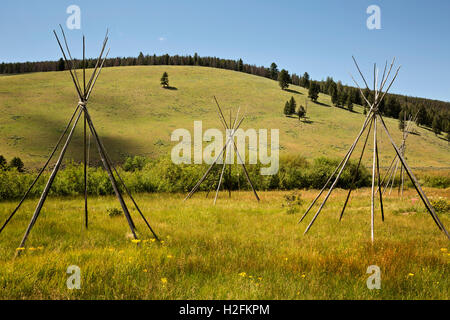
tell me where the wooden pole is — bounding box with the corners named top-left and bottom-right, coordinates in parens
top-left (17, 108), bottom-right (83, 251)
top-left (378, 114), bottom-right (449, 238)
top-left (339, 117), bottom-right (373, 221)
top-left (214, 155), bottom-right (227, 205)
top-left (371, 117), bottom-right (377, 243)
top-left (375, 125), bottom-right (385, 222)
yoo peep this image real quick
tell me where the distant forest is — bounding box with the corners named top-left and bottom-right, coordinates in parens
top-left (1, 53), bottom-right (449, 137)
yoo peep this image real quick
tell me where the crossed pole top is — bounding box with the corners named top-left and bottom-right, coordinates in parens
top-left (53, 24), bottom-right (110, 107)
top-left (349, 56), bottom-right (401, 116)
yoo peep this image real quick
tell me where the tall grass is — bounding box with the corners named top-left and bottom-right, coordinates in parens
top-left (0, 189), bottom-right (448, 299)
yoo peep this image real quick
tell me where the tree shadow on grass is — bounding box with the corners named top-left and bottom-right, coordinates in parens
top-left (284, 88), bottom-right (302, 95)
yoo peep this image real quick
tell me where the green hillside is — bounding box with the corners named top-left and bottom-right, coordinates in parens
top-left (0, 66), bottom-right (448, 169)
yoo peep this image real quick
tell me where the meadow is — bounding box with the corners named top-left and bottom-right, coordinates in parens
top-left (0, 189), bottom-right (448, 300)
top-left (0, 66), bottom-right (449, 169)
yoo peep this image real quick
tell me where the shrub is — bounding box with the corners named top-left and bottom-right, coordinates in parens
top-left (431, 198), bottom-right (449, 214)
top-left (107, 208), bottom-right (122, 218)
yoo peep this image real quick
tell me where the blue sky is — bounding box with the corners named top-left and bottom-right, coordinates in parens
top-left (1, 0), bottom-right (449, 101)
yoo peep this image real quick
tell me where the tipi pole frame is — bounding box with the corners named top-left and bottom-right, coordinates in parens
top-left (184, 116), bottom-right (245, 201)
top-left (214, 97), bottom-right (260, 201)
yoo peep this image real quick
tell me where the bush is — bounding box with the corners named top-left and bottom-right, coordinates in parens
top-left (430, 198), bottom-right (449, 214)
top-left (107, 208), bottom-right (122, 218)
top-left (0, 155), bottom-right (444, 202)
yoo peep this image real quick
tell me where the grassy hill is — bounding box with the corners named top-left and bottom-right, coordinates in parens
top-left (0, 66), bottom-right (448, 169)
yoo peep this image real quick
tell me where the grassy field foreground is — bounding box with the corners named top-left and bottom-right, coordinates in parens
top-left (0, 189), bottom-right (448, 299)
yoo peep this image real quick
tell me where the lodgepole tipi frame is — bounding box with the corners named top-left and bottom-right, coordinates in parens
top-left (0, 26), bottom-right (159, 252)
top-left (184, 97), bottom-right (260, 204)
top-left (379, 111), bottom-right (418, 197)
top-left (298, 57), bottom-right (449, 243)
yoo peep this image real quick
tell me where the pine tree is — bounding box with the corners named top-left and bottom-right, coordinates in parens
top-left (57, 58), bottom-right (65, 71)
top-left (283, 101), bottom-right (291, 116)
top-left (289, 96), bottom-right (297, 114)
top-left (9, 157), bottom-right (24, 172)
top-left (398, 109), bottom-right (405, 131)
top-left (416, 105), bottom-right (428, 126)
top-left (237, 59), bottom-right (244, 72)
top-left (297, 105), bottom-right (306, 121)
top-left (300, 72), bottom-right (310, 88)
top-left (346, 95), bottom-right (353, 111)
top-left (308, 81), bottom-right (319, 102)
top-left (432, 116), bottom-right (441, 135)
top-left (278, 69), bottom-right (290, 90)
top-left (0, 155), bottom-right (6, 170)
top-left (331, 89), bottom-right (338, 106)
top-left (160, 72), bottom-right (169, 88)
top-left (270, 63), bottom-right (278, 80)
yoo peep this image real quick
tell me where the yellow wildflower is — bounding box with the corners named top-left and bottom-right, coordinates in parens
top-left (238, 272), bottom-right (247, 277)
top-left (28, 247), bottom-right (36, 251)
top-left (301, 274), bottom-right (306, 278)
top-left (258, 277), bottom-right (262, 281)
top-left (161, 278), bottom-right (168, 284)
top-left (407, 273), bottom-right (414, 277)
top-left (143, 269), bottom-right (148, 273)
top-left (440, 248), bottom-right (447, 252)
top-left (16, 247), bottom-right (25, 251)
top-left (37, 246), bottom-right (44, 250)
top-left (167, 255), bottom-right (173, 259)
top-left (131, 239), bottom-right (141, 244)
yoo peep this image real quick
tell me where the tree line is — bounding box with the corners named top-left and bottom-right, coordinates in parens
top-left (1, 53), bottom-right (448, 137)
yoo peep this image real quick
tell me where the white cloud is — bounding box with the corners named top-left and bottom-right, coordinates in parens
top-left (158, 37), bottom-right (166, 41)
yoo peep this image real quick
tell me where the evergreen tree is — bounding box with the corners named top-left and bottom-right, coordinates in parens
top-left (278, 69), bottom-right (290, 90)
top-left (331, 88), bottom-right (338, 106)
top-left (300, 72), bottom-right (310, 88)
top-left (398, 109), bottom-right (405, 131)
top-left (308, 81), bottom-right (319, 102)
top-left (237, 58), bottom-right (244, 72)
top-left (289, 96), bottom-right (297, 114)
top-left (283, 101), bottom-right (291, 116)
top-left (416, 105), bottom-right (428, 126)
top-left (297, 105), bottom-right (306, 121)
top-left (270, 63), bottom-right (278, 80)
top-left (57, 58), bottom-right (65, 71)
top-left (346, 95), bottom-right (353, 111)
top-left (432, 116), bottom-right (441, 135)
top-left (9, 157), bottom-right (24, 172)
top-left (0, 155), bottom-right (6, 170)
top-left (160, 72), bottom-right (169, 88)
